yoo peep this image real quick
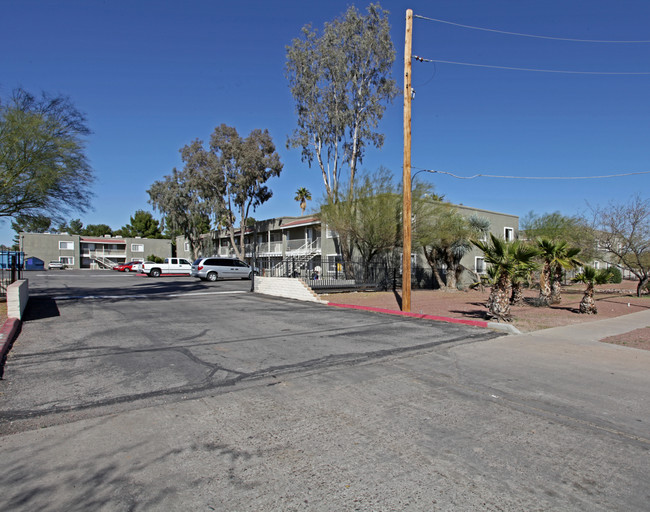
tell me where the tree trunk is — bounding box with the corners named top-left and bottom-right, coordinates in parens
top-left (423, 250), bottom-right (446, 290)
top-left (637, 276), bottom-right (649, 297)
top-left (550, 264), bottom-right (563, 304)
top-left (538, 262), bottom-right (552, 306)
top-left (338, 232), bottom-right (355, 280)
top-left (446, 265), bottom-right (457, 290)
top-left (510, 281), bottom-right (524, 306)
top-left (579, 283), bottom-right (597, 314)
top-left (488, 273), bottom-right (512, 322)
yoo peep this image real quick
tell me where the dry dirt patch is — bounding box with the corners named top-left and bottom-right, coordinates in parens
top-left (324, 282), bottom-right (650, 342)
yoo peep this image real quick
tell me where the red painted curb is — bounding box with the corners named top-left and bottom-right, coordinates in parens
top-left (0, 317), bottom-right (21, 361)
top-left (328, 303), bottom-right (488, 328)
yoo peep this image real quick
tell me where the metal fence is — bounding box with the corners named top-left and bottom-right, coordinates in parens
top-left (0, 251), bottom-right (24, 297)
top-left (256, 256), bottom-right (437, 292)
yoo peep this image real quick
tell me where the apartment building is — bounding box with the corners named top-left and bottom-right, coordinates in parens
top-left (176, 203), bottom-right (519, 285)
top-left (20, 232), bottom-right (171, 269)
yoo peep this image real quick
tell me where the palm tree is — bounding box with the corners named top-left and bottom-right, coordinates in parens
top-left (550, 244), bottom-right (582, 304)
top-left (536, 238), bottom-right (581, 306)
top-left (510, 260), bottom-right (538, 306)
top-left (573, 266), bottom-right (613, 314)
top-left (294, 187), bottom-right (312, 216)
top-left (473, 235), bottom-right (539, 322)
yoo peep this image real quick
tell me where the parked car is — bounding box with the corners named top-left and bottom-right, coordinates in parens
top-left (114, 261), bottom-right (142, 273)
top-left (48, 261), bottom-right (66, 270)
top-left (141, 258), bottom-right (192, 277)
top-left (191, 257), bottom-right (253, 281)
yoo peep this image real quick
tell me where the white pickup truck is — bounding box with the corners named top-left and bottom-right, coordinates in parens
top-left (141, 257), bottom-right (193, 277)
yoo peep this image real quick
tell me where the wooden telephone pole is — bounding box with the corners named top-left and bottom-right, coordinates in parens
top-left (402, 9), bottom-right (413, 312)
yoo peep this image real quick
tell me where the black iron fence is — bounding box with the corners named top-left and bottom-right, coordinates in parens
top-left (0, 251), bottom-right (24, 297)
top-left (256, 256), bottom-right (438, 292)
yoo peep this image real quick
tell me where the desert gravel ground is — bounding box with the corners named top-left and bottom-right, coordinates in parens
top-left (325, 282), bottom-right (650, 346)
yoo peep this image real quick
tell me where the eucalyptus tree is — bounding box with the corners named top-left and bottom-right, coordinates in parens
top-left (148, 167), bottom-right (212, 258)
top-left (286, 3), bottom-right (399, 201)
top-left (0, 88), bottom-right (94, 222)
top-left (150, 125), bottom-right (282, 260)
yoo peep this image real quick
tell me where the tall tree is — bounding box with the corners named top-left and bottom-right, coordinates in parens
top-left (286, 3), bottom-right (399, 201)
top-left (148, 167), bottom-right (212, 258)
top-left (0, 88), bottom-right (94, 222)
top-left (589, 195), bottom-right (650, 297)
top-left (150, 125), bottom-right (283, 260)
top-left (58, 218), bottom-right (83, 234)
top-left (11, 214), bottom-right (51, 248)
top-left (82, 224), bottom-right (113, 237)
top-left (119, 210), bottom-right (163, 238)
top-left (294, 187), bottom-right (312, 215)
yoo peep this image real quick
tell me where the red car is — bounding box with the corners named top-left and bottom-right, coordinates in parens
top-left (113, 261), bottom-right (142, 273)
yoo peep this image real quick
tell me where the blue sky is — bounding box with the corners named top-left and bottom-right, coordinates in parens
top-left (2, 0), bottom-right (649, 245)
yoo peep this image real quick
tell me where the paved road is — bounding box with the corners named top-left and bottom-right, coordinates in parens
top-left (0, 271), bottom-right (648, 510)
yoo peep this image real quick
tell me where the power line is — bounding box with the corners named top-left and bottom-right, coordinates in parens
top-left (412, 168), bottom-right (650, 180)
top-left (413, 14), bottom-right (650, 43)
top-left (412, 55), bottom-right (650, 75)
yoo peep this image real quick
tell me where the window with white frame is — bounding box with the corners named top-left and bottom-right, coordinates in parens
top-left (59, 241), bottom-right (74, 250)
top-left (504, 227), bottom-right (514, 242)
top-left (475, 257), bottom-right (486, 274)
top-left (131, 243), bottom-right (144, 252)
top-left (593, 260), bottom-right (600, 270)
top-left (184, 242), bottom-right (191, 252)
top-left (59, 257), bottom-right (74, 265)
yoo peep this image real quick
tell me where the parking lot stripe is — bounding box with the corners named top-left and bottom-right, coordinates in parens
top-left (37, 291), bottom-right (248, 301)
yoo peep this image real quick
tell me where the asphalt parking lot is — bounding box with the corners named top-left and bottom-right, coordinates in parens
top-left (0, 270), bottom-right (648, 510)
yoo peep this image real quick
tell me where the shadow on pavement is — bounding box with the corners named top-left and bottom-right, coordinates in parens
top-left (23, 298), bottom-right (61, 321)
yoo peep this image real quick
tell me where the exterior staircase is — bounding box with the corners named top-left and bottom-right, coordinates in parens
top-left (269, 238), bottom-right (320, 277)
top-left (92, 255), bottom-right (118, 269)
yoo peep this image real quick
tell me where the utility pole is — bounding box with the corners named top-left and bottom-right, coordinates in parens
top-left (402, 9), bottom-right (413, 312)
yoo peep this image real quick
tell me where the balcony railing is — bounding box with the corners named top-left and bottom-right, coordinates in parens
top-left (257, 242), bottom-right (283, 255)
top-left (286, 237), bottom-right (321, 254)
top-left (84, 249), bottom-right (126, 257)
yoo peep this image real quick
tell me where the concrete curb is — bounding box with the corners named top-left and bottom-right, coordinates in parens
top-left (0, 317), bottom-right (22, 368)
top-left (328, 303), bottom-right (522, 334)
top-left (487, 322), bottom-right (522, 335)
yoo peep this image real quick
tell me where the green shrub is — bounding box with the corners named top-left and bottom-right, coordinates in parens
top-left (607, 266), bottom-right (622, 284)
top-left (146, 254), bottom-right (164, 263)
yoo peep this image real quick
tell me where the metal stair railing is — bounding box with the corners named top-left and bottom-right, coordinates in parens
top-left (268, 238), bottom-right (321, 277)
top-left (91, 254), bottom-right (118, 269)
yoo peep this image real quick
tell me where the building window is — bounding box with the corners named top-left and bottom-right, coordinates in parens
top-left (59, 241), bottom-right (74, 250)
top-left (593, 261), bottom-right (600, 270)
top-left (326, 226), bottom-right (338, 239)
top-left (184, 242), bottom-right (191, 252)
top-left (59, 257), bottom-right (74, 265)
top-left (504, 227), bottom-right (514, 242)
top-left (475, 257), bottom-right (486, 274)
top-left (131, 244), bottom-right (144, 252)
top-left (326, 254), bottom-right (343, 274)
